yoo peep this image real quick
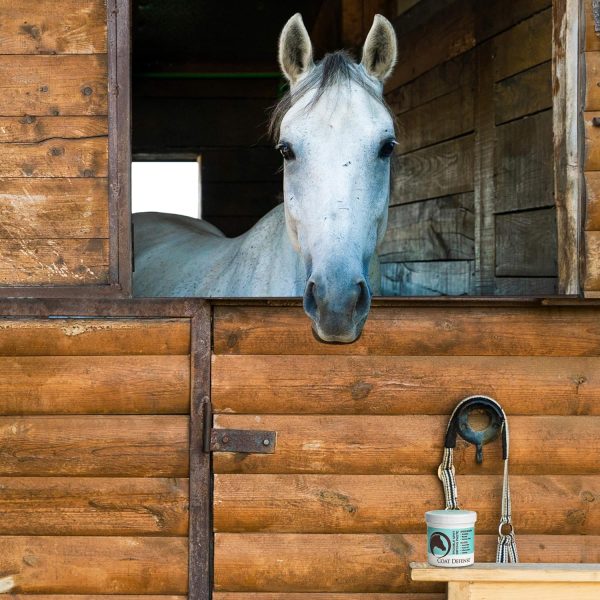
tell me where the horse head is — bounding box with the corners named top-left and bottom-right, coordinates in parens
top-left (273, 13), bottom-right (397, 343)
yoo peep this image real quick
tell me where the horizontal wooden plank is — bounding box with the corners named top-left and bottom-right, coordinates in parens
top-left (392, 135), bottom-right (474, 204)
top-left (0, 355), bottom-right (189, 415)
top-left (586, 0), bottom-right (600, 51)
top-left (382, 194), bottom-right (474, 262)
top-left (213, 415), bottom-right (600, 475)
top-left (495, 208), bottom-right (557, 277)
top-left (213, 305), bottom-right (600, 356)
top-left (494, 110), bottom-right (553, 213)
top-left (0, 178), bottom-right (108, 238)
top-left (0, 416), bottom-right (188, 476)
top-left (585, 230), bottom-right (600, 290)
top-left (0, 318), bottom-right (190, 355)
top-left (380, 261), bottom-right (473, 296)
top-left (214, 474), bottom-right (600, 535)
top-left (7, 597), bottom-right (186, 600)
top-left (0, 238), bottom-right (109, 285)
top-left (586, 171), bottom-right (600, 230)
top-left (0, 55), bottom-right (107, 116)
top-left (0, 477), bottom-right (188, 535)
top-left (211, 354), bottom-right (600, 415)
top-left (395, 87), bottom-right (474, 154)
top-left (493, 8), bottom-right (552, 82)
top-left (493, 276), bottom-right (557, 296)
top-left (586, 52), bottom-right (600, 110)
top-left (0, 115), bottom-right (107, 143)
top-left (214, 533), bottom-right (600, 592)
top-left (0, 136), bottom-right (107, 178)
top-left (585, 112), bottom-right (600, 171)
top-left (386, 51), bottom-right (474, 115)
top-left (0, 0), bottom-right (107, 54)
top-left (0, 536), bottom-right (187, 594)
top-left (475, 0), bottom-right (552, 42)
top-left (214, 595), bottom-right (442, 600)
top-left (494, 61), bottom-right (552, 124)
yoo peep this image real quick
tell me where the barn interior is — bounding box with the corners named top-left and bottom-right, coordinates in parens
top-left (132, 0), bottom-right (557, 297)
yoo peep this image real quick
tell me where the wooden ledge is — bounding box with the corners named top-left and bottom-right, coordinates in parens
top-left (410, 562), bottom-right (600, 583)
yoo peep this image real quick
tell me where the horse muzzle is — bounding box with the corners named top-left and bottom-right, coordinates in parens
top-left (303, 274), bottom-right (371, 343)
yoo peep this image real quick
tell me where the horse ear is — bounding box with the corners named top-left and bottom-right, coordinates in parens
top-left (361, 14), bottom-right (397, 82)
top-left (279, 13), bottom-right (314, 84)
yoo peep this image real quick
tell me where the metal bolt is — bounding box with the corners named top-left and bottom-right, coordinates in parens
top-left (262, 439), bottom-right (270, 446)
top-left (82, 86), bottom-right (93, 96)
top-left (221, 435), bottom-right (230, 444)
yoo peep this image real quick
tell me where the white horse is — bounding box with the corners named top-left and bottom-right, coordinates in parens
top-left (133, 13), bottom-right (398, 343)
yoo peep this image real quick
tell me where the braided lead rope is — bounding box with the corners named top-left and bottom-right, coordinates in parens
top-left (437, 447), bottom-right (459, 510)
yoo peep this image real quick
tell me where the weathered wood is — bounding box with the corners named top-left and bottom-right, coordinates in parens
top-left (8, 597), bottom-right (186, 600)
top-left (0, 238), bottom-right (108, 285)
top-left (0, 116), bottom-right (108, 143)
top-left (214, 595), bottom-right (443, 600)
top-left (211, 354), bottom-right (600, 415)
top-left (380, 261), bottom-right (473, 297)
top-left (0, 55), bottom-right (107, 116)
top-left (585, 230), bottom-right (600, 290)
top-left (495, 208), bottom-right (557, 277)
top-left (0, 355), bottom-right (189, 415)
top-left (214, 474), bottom-right (600, 535)
top-left (585, 112), bottom-right (600, 170)
top-left (494, 276), bottom-right (557, 295)
top-left (213, 305), bottom-right (600, 356)
top-left (0, 536), bottom-right (187, 594)
top-left (386, 51), bottom-right (474, 115)
top-left (214, 533), bottom-right (600, 592)
top-left (494, 110), bottom-right (554, 213)
top-left (394, 87), bottom-right (474, 154)
top-left (585, 171), bottom-right (600, 230)
top-left (0, 0), bottom-right (107, 54)
top-left (0, 318), bottom-right (190, 355)
top-left (0, 178), bottom-right (108, 239)
top-left (493, 8), bottom-right (552, 82)
top-left (585, 52), bottom-right (600, 110)
top-left (0, 477), bottom-right (188, 535)
top-left (392, 135), bottom-right (474, 204)
top-left (213, 415), bottom-right (600, 475)
top-left (494, 61), bottom-right (552, 124)
top-left (0, 416), bottom-right (188, 476)
top-left (475, 0), bottom-right (552, 42)
top-left (586, 0), bottom-right (600, 51)
top-left (381, 194), bottom-right (474, 261)
top-left (0, 137), bottom-right (107, 178)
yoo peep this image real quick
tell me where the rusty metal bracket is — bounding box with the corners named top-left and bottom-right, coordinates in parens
top-left (202, 399), bottom-right (276, 454)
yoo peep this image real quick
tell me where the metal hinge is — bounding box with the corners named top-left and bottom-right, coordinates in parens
top-left (202, 400), bottom-right (276, 454)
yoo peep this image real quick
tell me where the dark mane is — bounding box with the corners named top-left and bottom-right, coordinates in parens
top-left (269, 50), bottom-right (394, 141)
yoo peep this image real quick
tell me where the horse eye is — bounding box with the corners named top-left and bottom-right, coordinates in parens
top-left (379, 140), bottom-right (397, 158)
top-left (277, 142), bottom-right (295, 161)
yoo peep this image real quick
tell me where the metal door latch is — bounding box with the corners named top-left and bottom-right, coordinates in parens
top-left (202, 400), bottom-right (276, 454)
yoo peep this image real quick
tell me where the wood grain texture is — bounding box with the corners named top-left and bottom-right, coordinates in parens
top-left (381, 194), bottom-right (474, 262)
top-left (0, 318), bottom-right (190, 355)
top-left (0, 416), bottom-right (188, 476)
top-left (493, 276), bottom-right (557, 295)
top-left (493, 8), bottom-right (552, 82)
top-left (213, 306), bottom-right (600, 356)
top-left (475, 0), bottom-right (552, 42)
top-left (0, 178), bottom-right (108, 238)
top-left (214, 474), bottom-right (600, 535)
top-left (0, 55), bottom-right (107, 116)
top-left (495, 208), bottom-right (557, 277)
top-left (0, 355), bottom-right (189, 415)
top-left (0, 477), bottom-right (188, 535)
top-left (494, 61), bottom-right (552, 124)
top-left (0, 238), bottom-right (108, 285)
top-left (394, 86), bottom-right (474, 154)
top-left (0, 116), bottom-right (108, 143)
top-left (380, 261), bottom-right (473, 296)
top-left (585, 171), bottom-right (600, 230)
top-left (211, 354), bottom-right (600, 415)
top-left (0, 0), bottom-right (107, 54)
top-left (392, 135), bottom-right (474, 204)
top-left (494, 110), bottom-right (554, 213)
top-left (585, 111), bottom-right (600, 170)
top-left (214, 533), bottom-right (600, 592)
top-left (585, 52), bottom-right (600, 110)
top-left (0, 536), bottom-right (187, 594)
top-left (213, 415), bottom-right (600, 475)
top-left (585, 0), bottom-right (600, 51)
top-left (214, 595), bottom-right (443, 600)
top-left (8, 597), bottom-right (186, 600)
top-left (0, 137), bottom-right (107, 177)
top-left (585, 231), bottom-right (600, 290)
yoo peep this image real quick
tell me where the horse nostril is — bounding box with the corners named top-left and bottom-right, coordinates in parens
top-left (355, 279), bottom-right (370, 317)
top-left (304, 280), bottom-right (318, 319)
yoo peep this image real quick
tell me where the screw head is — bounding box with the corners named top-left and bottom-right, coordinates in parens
top-left (263, 439), bottom-right (270, 446)
top-left (221, 435), bottom-right (230, 444)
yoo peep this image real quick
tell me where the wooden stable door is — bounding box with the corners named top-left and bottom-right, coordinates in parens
top-left (0, 299), bottom-right (211, 600)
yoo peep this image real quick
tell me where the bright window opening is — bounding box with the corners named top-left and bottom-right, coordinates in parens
top-left (132, 160), bottom-right (201, 218)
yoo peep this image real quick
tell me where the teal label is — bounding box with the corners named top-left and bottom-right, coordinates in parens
top-left (427, 526), bottom-right (474, 557)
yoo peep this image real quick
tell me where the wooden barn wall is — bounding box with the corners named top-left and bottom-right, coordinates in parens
top-left (382, 0), bottom-right (557, 296)
top-left (211, 302), bottom-right (600, 598)
top-left (0, 316), bottom-right (192, 596)
top-left (584, 1), bottom-right (600, 296)
top-left (0, 0), bottom-right (110, 286)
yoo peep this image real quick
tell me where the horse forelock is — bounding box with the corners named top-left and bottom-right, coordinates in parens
top-left (269, 50), bottom-right (396, 142)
